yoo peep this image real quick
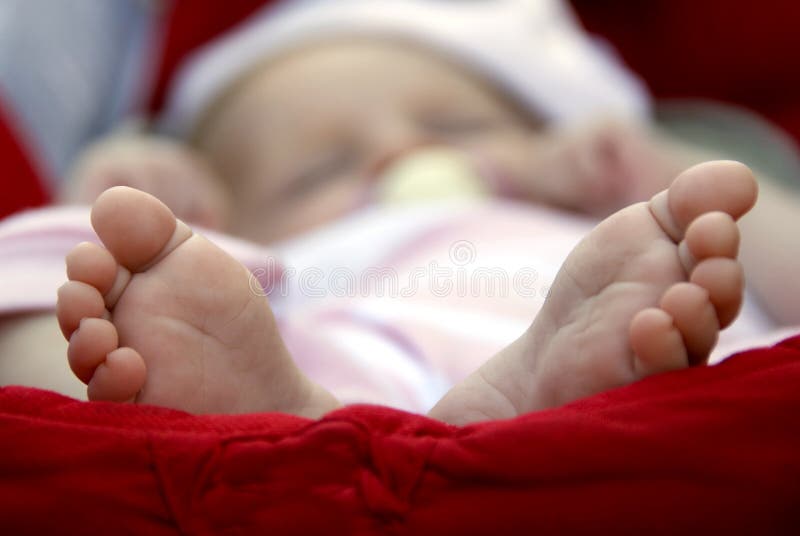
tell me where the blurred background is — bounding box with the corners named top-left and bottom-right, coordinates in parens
top-left (1, 0), bottom-right (798, 219)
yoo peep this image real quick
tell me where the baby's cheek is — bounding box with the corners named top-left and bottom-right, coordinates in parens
top-left (262, 178), bottom-right (368, 242)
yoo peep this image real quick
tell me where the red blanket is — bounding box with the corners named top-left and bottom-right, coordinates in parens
top-left (2, 336), bottom-right (799, 534)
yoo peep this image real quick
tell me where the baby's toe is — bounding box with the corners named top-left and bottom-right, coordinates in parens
top-left (669, 161), bottom-right (757, 234)
top-left (690, 258), bottom-right (744, 328)
top-left (65, 242), bottom-right (117, 295)
top-left (87, 347), bottom-right (146, 402)
top-left (65, 241), bottom-right (134, 310)
top-left (630, 308), bottom-right (688, 375)
top-left (679, 211), bottom-right (740, 272)
top-left (91, 186), bottom-right (191, 273)
top-left (56, 281), bottom-right (108, 339)
top-left (659, 282), bottom-right (719, 365)
top-left (649, 161), bottom-right (757, 243)
top-left (67, 318), bottom-right (119, 384)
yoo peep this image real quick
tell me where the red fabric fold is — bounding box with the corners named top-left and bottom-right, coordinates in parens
top-left (2, 336), bottom-right (799, 534)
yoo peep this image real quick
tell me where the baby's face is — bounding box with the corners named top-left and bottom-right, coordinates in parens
top-left (197, 38), bottom-right (542, 243)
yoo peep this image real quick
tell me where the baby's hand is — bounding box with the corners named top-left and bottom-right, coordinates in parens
top-left (516, 120), bottom-right (679, 217)
top-left (64, 135), bottom-right (229, 229)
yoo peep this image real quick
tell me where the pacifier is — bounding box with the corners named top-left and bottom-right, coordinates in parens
top-left (372, 147), bottom-right (494, 205)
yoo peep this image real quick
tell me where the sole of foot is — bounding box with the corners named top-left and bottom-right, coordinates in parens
top-left (58, 186), bottom-right (339, 417)
top-left (429, 160), bottom-right (757, 425)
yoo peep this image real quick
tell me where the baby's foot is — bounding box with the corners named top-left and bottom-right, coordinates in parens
top-left (57, 186), bottom-right (339, 417)
top-left (429, 161), bottom-right (757, 425)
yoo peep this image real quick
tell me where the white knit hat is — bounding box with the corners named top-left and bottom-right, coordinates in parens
top-left (160, 0), bottom-right (650, 137)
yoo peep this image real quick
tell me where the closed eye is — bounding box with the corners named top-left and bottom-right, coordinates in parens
top-left (284, 147), bottom-right (358, 197)
top-left (421, 114), bottom-right (503, 137)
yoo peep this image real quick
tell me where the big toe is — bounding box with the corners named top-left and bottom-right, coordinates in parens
top-left (91, 186), bottom-right (191, 272)
top-left (649, 161), bottom-right (758, 242)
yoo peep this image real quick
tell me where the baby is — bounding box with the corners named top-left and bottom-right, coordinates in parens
top-left (68, 0), bottom-right (676, 241)
top-left (55, 0), bottom-right (798, 424)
